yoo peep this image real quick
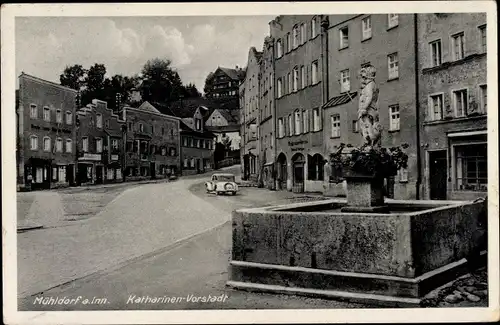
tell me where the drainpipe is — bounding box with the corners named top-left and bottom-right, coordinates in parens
top-left (414, 13), bottom-right (422, 199)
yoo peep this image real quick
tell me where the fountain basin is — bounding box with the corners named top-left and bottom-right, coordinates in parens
top-left (227, 198), bottom-right (486, 306)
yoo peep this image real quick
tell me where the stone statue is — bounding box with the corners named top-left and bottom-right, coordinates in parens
top-left (357, 65), bottom-right (382, 147)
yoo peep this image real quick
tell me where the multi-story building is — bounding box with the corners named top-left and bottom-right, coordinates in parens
top-left (16, 73), bottom-right (78, 190)
top-left (259, 36), bottom-right (276, 189)
top-left (204, 66), bottom-right (246, 100)
top-left (240, 47), bottom-right (262, 181)
top-left (120, 101), bottom-right (181, 180)
top-left (205, 108), bottom-right (241, 162)
top-left (75, 99), bottom-right (125, 185)
top-left (178, 106), bottom-right (215, 175)
top-left (271, 15), bottom-right (327, 193)
top-left (417, 13), bottom-right (487, 200)
top-left (324, 14), bottom-right (419, 200)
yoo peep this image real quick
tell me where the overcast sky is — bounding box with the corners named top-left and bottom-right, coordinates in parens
top-left (15, 16), bottom-right (273, 92)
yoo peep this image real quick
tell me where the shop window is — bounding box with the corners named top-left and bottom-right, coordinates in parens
top-left (455, 144), bottom-right (487, 191)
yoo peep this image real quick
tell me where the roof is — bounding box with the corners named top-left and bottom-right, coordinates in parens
top-left (215, 108), bottom-right (240, 124)
top-left (168, 97), bottom-right (239, 121)
top-left (206, 124), bottom-right (240, 133)
top-left (219, 67), bottom-right (246, 81)
top-left (138, 101), bottom-right (162, 114)
top-left (147, 101), bottom-right (176, 117)
top-left (322, 91), bottom-right (358, 109)
top-left (19, 72), bottom-right (79, 93)
top-left (105, 129), bottom-right (123, 138)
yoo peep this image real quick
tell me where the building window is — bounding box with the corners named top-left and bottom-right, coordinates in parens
top-left (82, 137), bottom-right (89, 152)
top-left (56, 109), bottom-right (62, 123)
top-left (66, 111), bottom-right (73, 125)
top-left (308, 154), bottom-right (325, 181)
top-left (313, 108), bottom-right (321, 131)
top-left (389, 104), bottom-right (400, 131)
top-left (43, 136), bottom-right (51, 152)
top-left (195, 119), bottom-right (201, 131)
top-left (479, 84), bottom-right (487, 113)
top-left (128, 122), bottom-right (132, 131)
top-left (278, 118), bottom-right (284, 138)
top-left (55, 137), bottom-right (63, 152)
top-left (191, 158), bottom-right (195, 168)
top-left (339, 27), bottom-right (349, 49)
top-left (277, 78), bottom-right (282, 97)
top-left (96, 114), bottom-right (103, 128)
top-left (182, 137), bottom-right (188, 146)
top-left (139, 123), bottom-right (144, 132)
top-left (303, 110), bottom-right (309, 133)
top-left (453, 89), bottom-right (468, 117)
top-left (30, 104), bottom-right (37, 119)
top-left (105, 120), bottom-right (110, 129)
top-left (311, 17), bottom-right (317, 38)
top-left (388, 14), bottom-right (398, 28)
top-left (30, 135), bottom-right (38, 150)
top-left (340, 69), bottom-right (350, 93)
top-left (430, 40), bottom-right (442, 67)
top-left (288, 114), bottom-right (293, 136)
top-left (43, 107), bottom-right (50, 122)
top-left (184, 159), bottom-right (188, 168)
top-left (66, 139), bottom-right (72, 153)
top-left (451, 32), bottom-right (465, 61)
top-left (428, 94), bottom-right (443, 120)
top-left (95, 138), bottom-right (103, 153)
top-left (170, 148), bottom-right (177, 156)
top-left (479, 25), bottom-right (486, 53)
top-left (287, 73), bottom-right (292, 94)
top-left (398, 167), bottom-right (408, 183)
top-left (111, 139), bottom-right (118, 150)
top-left (331, 115), bottom-right (341, 138)
top-left (294, 110), bottom-right (302, 135)
top-left (293, 67), bottom-right (299, 92)
top-left (388, 53), bottom-right (399, 80)
top-left (277, 39), bottom-right (283, 58)
top-left (311, 61), bottom-right (319, 84)
top-left (188, 137), bottom-right (193, 147)
top-left (300, 23), bottom-right (306, 44)
top-left (300, 66), bottom-right (306, 89)
top-left (286, 33), bottom-right (291, 52)
top-left (362, 16), bottom-right (372, 40)
top-left (352, 120), bottom-right (359, 133)
top-left (293, 25), bottom-right (300, 48)
top-left (455, 144), bottom-right (487, 191)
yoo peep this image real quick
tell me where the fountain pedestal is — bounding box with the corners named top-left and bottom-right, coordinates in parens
top-left (341, 170), bottom-right (389, 213)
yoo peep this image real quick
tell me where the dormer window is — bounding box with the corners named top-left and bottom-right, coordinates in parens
top-left (195, 119), bottom-right (202, 131)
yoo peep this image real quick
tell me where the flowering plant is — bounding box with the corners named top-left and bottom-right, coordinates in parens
top-left (329, 143), bottom-right (409, 177)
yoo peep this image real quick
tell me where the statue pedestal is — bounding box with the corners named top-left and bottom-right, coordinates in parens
top-left (340, 170), bottom-right (388, 213)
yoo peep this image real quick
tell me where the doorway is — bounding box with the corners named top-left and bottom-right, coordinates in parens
top-left (429, 150), bottom-right (448, 200)
top-left (292, 153), bottom-right (305, 193)
top-left (96, 166), bottom-right (103, 184)
top-left (150, 162), bottom-right (156, 179)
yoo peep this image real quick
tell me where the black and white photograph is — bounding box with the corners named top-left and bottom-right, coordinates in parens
top-left (2, 2), bottom-right (498, 324)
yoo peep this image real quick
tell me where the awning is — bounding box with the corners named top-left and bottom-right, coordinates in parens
top-left (322, 91), bottom-right (357, 109)
top-left (447, 130), bottom-right (487, 138)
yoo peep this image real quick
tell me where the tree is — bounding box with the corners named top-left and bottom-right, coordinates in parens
top-left (60, 65), bottom-right (86, 91)
top-left (140, 58), bottom-right (184, 103)
top-left (183, 83), bottom-right (202, 98)
top-left (203, 72), bottom-right (214, 96)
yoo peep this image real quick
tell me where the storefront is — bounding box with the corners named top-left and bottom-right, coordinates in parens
top-left (77, 153), bottom-right (102, 185)
top-left (25, 158), bottom-right (52, 190)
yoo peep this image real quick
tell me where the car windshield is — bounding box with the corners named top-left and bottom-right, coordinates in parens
top-left (214, 175), bottom-right (235, 182)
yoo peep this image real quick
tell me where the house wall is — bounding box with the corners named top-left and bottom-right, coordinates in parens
top-left (271, 15), bottom-right (325, 192)
top-left (324, 14), bottom-right (418, 200)
top-left (417, 13), bottom-right (487, 200)
top-left (18, 73), bottom-right (77, 189)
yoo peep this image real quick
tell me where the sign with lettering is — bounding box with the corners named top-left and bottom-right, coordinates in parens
top-left (111, 155), bottom-right (119, 161)
top-left (291, 147), bottom-right (305, 152)
top-left (79, 153), bottom-right (102, 161)
top-left (289, 140), bottom-right (308, 146)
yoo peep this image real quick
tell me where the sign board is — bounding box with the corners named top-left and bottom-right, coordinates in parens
top-left (79, 153), bottom-right (102, 161)
top-left (111, 155), bottom-right (119, 161)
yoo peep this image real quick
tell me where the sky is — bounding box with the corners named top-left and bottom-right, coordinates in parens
top-left (15, 16), bottom-right (274, 93)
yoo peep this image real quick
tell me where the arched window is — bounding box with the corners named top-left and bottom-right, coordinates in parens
top-left (55, 137), bottom-right (63, 152)
top-left (276, 39), bottom-right (283, 58)
top-left (293, 25), bottom-right (300, 48)
top-left (43, 136), bottom-right (51, 152)
top-left (66, 139), bottom-right (73, 153)
top-left (30, 135), bottom-right (38, 150)
top-left (311, 17), bottom-right (317, 38)
top-left (294, 110), bottom-right (302, 135)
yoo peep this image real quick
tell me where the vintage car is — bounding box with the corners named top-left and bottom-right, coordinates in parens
top-left (205, 173), bottom-right (239, 195)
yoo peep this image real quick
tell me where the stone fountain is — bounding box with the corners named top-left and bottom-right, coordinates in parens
top-left (226, 66), bottom-right (486, 307)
